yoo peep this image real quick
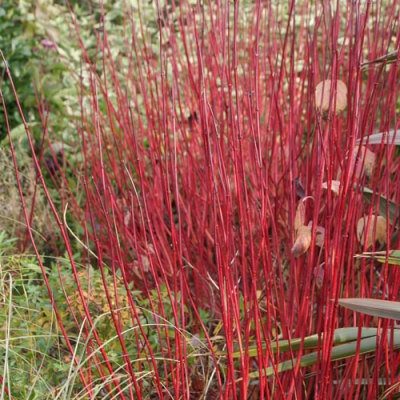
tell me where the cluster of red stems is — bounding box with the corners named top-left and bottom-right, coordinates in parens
top-left (2, 0), bottom-right (400, 399)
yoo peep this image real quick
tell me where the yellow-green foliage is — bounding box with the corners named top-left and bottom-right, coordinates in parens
top-left (0, 234), bottom-right (138, 398)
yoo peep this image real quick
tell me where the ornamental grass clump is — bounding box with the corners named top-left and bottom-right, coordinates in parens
top-left (2, 0), bottom-right (400, 398)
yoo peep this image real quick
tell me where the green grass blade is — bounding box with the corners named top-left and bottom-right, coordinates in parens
top-left (248, 331), bottom-right (400, 379)
top-left (376, 250), bottom-right (400, 265)
top-left (229, 327), bottom-right (378, 359)
top-left (357, 130), bottom-right (400, 146)
top-left (338, 298), bottom-right (400, 320)
top-left (356, 250), bottom-right (400, 266)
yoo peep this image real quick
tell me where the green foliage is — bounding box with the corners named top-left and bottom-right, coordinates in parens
top-left (0, 241), bottom-right (58, 398)
top-left (247, 330), bottom-right (400, 379)
top-left (0, 240), bottom-right (125, 397)
top-left (0, 0), bottom-right (86, 154)
top-left (0, 0), bottom-right (39, 141)
top-left (0, 232), bottom-right (211, 398)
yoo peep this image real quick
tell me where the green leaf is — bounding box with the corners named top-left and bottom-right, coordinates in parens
top-left (8, 122), bottom-right (39, 142)
top-left (339, 298), bottom-right (400, 320)
top-left (357, 130), bottom-right (400, 146)
top-left (362, 187), bottom-right (397, 224)
top-left (24, 263), bottom-right (42, 273)
top-left (357, 250), bottom-right (400, 265)
top-left (247, 330), bottom-right (400, 379)
top-left (378, 250), bottom-right (400, 265)
top-left (229, 327), bottom-right (378, 358)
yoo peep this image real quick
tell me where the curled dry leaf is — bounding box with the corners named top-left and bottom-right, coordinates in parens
top-left (314, 264), bottom-right (325, 290)
top-left (322, 180), bottom-right (341, 195)
top-left (306, 221), bottom-right (325, 248)
top-left (292, 225), bottom-right (312, 257)
top-left (351, 145), bottom-right (376, 178)
top-left (356, 215), bottom-right (387, 248)
top-left (294, 178), bottom-right (306, 199)
top-left (315, 79), bottom-right (348, 113)
top-left (294, 200), bottom-right (306, 232)
top-left (315, 225), bottom-right (325, 248)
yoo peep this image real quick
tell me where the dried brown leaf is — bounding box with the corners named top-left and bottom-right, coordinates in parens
top-left (315, 225), bottom-right (325, 248)
top-left (292, 225), bottom-right (312, 257)
top-left (356, 215), bottom-right (387, 248)
top-left (314, 264), bottom-right (325, 289)
top-left (294, 201), bottom-right (306, 232)
top-left (352, 146), bottom-right (376, 178)
top-left (322, 180), bottom-right (341, 195)
top-left (306, 221), bottom-right (325, 247)
top-left (315, 80), bottom-right (348, 113)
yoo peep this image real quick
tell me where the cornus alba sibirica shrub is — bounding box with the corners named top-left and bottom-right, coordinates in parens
top-left (2, 0), bottom-right (400, 399)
